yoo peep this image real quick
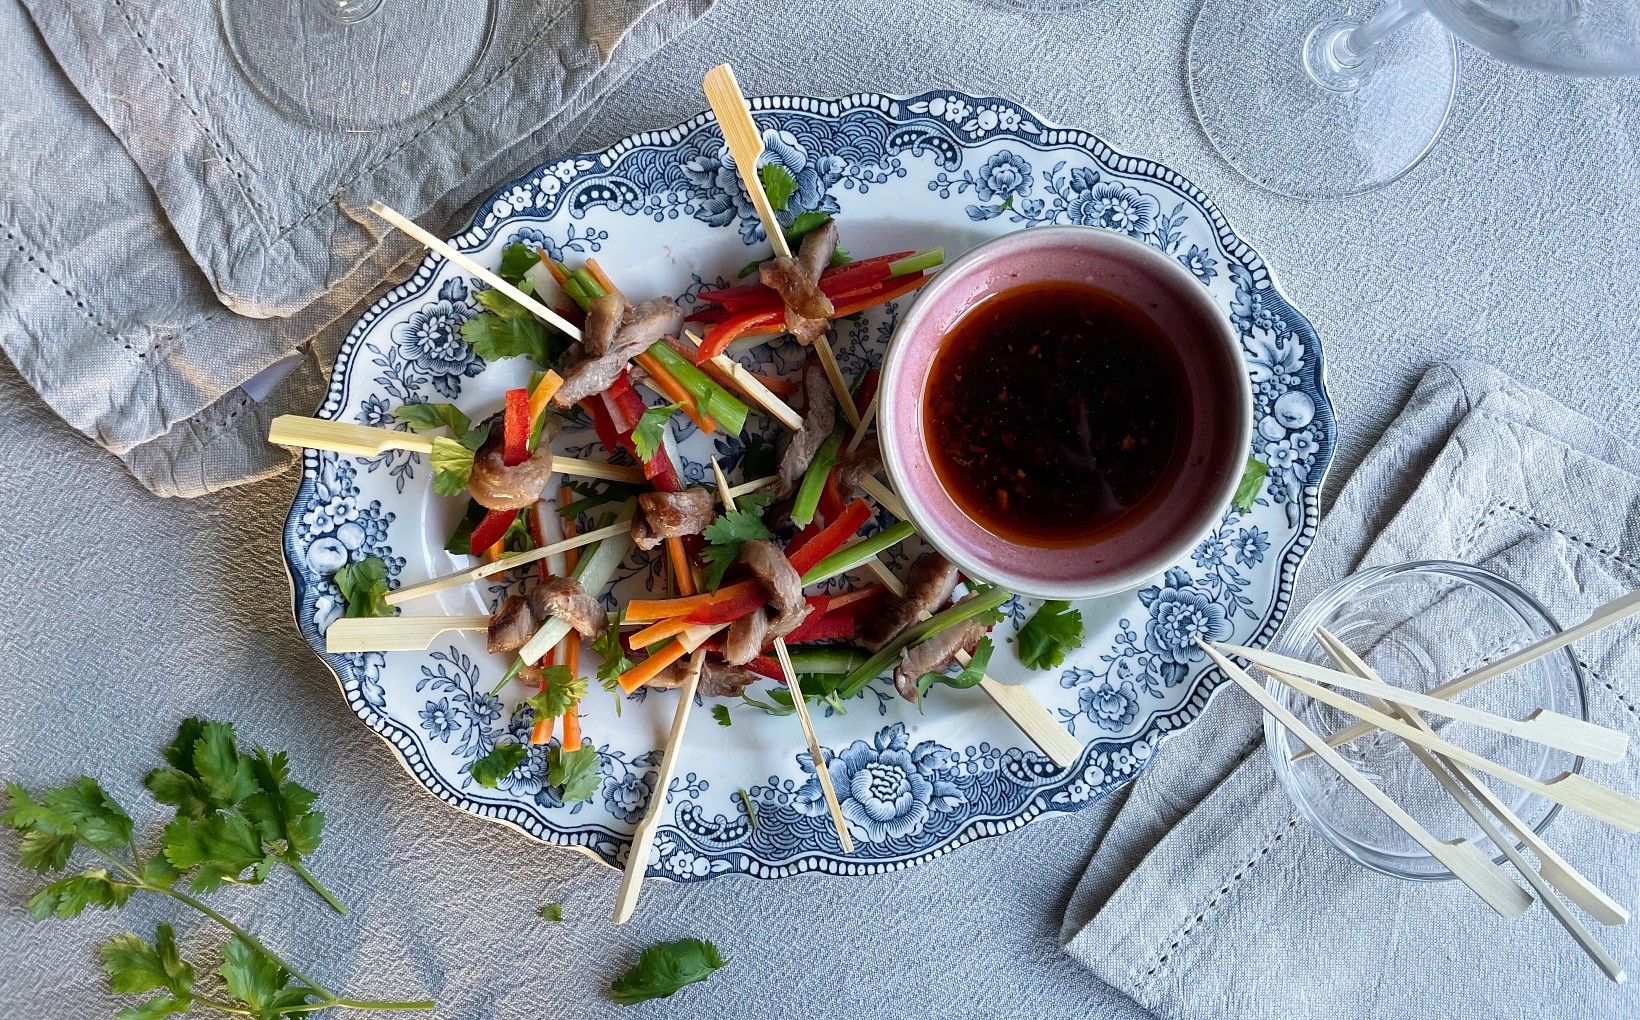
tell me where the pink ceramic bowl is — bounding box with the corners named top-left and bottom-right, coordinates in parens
top-left (879, 227), bottom-right (1252, 600)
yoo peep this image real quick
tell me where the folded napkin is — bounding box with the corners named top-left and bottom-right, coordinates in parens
top-left (1, 0), bottom-right (707, 495)
top-left (1062, 361), bottom-right (1640, 1019)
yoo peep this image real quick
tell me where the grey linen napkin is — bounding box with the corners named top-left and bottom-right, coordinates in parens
top-left (1061, 361), bottom-right (1640, 1019)
top-left (1, 0), bottom-right (706, 495)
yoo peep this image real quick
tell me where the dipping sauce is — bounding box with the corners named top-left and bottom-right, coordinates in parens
top-left (924, 281), bottom-right (1187, 546)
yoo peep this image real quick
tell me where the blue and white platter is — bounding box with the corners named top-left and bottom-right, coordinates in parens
top-left (282, 91), bottom-right (1336, 881)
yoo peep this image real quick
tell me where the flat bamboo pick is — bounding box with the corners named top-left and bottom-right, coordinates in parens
top-left (773, 637), bottom-right (855, 854)
top-left (863, 558), bottom-right (908, 597)
top-left (369, 202), bottom-right (584, 340)
top-left (1238, 646), bottom-right (1640, 832)
top-left (384, 518), bottom-right (633, 605)
top-left (976, 676), bottom-right (1084, 769)
top-left (269, 417), bottom-right (645, 483)
top-left (1197, 641), bottom-right (1541, 917)
top-left (612, 649), bottom-right (705, 924)
top-left (1316, 629), bottom-right (1629, 930)
top-left (1312, 588), bottom-right (1640, 759)
top-left (325, 615), bottom-right (490, 653)
top-left (1224, 643), bottom-right (1628, 763)
top-left (701, 64), bottom-right (861, 430)
top-left (681, 331), bottom-right (803, 431)
top-left (857, 475), bottom-right (910, 523)
top-left (846, 393), bottom-right (879, 455)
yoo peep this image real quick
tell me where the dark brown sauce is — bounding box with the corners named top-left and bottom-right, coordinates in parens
top-left (925, 281), bottom-right (1188, 546)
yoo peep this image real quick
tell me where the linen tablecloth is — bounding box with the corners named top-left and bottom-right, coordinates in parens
top-left (3, 0), bottom-right (1639, 1016)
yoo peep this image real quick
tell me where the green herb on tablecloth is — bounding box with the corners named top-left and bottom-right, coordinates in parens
top-left (3, 719), bottom-right (434, 1017)
top-left (538, 903), bottom-right (563, 923)
top-left (608, 938), bottom-right (728, 1005)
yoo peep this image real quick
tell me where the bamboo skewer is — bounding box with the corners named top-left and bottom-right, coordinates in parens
top-left (1197, 642), bottom-right (1539, 917)
top-left (1316, 629), bottom-right (1629, 934)
top-left (385, 517), bottom-right (634, 605)
top-left (773, 637), bottom-right (855, 854)
top-left (701, 64), bottom-right (861, 430)
top-left (268, 416), bottom-right (645, 483)
top-left (863, 558), bottom-right (908, 598)
top-left (1309, 588), bottom-right (1640, 760)
top-left (846, 393), bottom-right (879, 455)
top-left (325, 615), bottom-right (490, 653)
top-left (1232, 645), bottom-right (1640, 832)
top-left (856, 475), bottom-right (910, 523)
top-left (1225, 643), bottom-right (1628, 764)
top-left (369, 202), bottom-right (584, 341)
top-left (612, 649), bottom-right (706, 924)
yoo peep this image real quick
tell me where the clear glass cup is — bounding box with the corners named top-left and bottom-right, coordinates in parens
top-left (1188, 0), bottom-right (1640, 198)
top-left (219, 0), bottom-right (496, 131)
top-left (1264, 560), bottom-right (1586, 879)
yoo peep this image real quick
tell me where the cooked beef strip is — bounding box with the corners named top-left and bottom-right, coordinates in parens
top-left (629, 513), bottom-right (661, 552)
top-left (739, 539), bottom-right (810, 639)
top-left (773, 356), bottom-right (837, 499)
top-left (632, 488), bottom-right (716, 550)
top-left (527, 575), bottom-right (608, 639)
top-left (487, 594), bottom-right (535, 653)
top-left (552, 296), bottom-right (683, 406)
top-left (698, 659), bottom-right (758, 698)
top-left (892, 616), bottom-right (986, 701)
top-left (859, 551), bottom-right (960, 651)
top-left (835, 434), bottom-right (883, 495)
top-left (468, 412), bottom-right (559, 511)
top-left (516, 663), bottom-right (546, 688)
top-left (761, 220), bottom-right (838, 344)
top-left (724, 607), bottom-right (771, 665)
top-left (582, 291), bottom-right (625, 357)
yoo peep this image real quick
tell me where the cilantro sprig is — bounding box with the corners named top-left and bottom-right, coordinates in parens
top-left (1014, 601), bottom-right (1087, 671)
top-left (525, 666), bottom-right (588, 721)
top-left (3, 719), bottom-right (433, 1018)
top-left (758, 164), bottom-right (797, 211)
top-left (608, 938), bottom-right (728, 1005)
top-left (333, 556), bottom-right (393, 619)
top-left (698, 492), bottom-right (773, 592)
top-left (594, 611), bottom-right (635, 689)
top-left (458, 243), bottom-right (567, 366)
top-left (395, 402), bottom-right (491, 497)
top-left (916, 635), bottom-right (995, 701)
top-left (1232, 456), bottom-right (1268, 515)
top-left (632, 402), bottom-right (682, 465)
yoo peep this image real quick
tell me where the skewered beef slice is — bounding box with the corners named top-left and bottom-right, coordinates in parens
top-left (892, 617), bottom-right (986, 702)
top-left (773, 356), bottom-right (837, 499)
top-left (527, 575), bottom-right (607, 639)
top-left (646, 656), bottom-right (757, 698)
top-left (859, 552), bottom-right (960, 651)
top-left (724, 607), bottom-right (772, 665)
top-left (629, 488), bottom-right (716, 551)
top-left (760, 220), bottom-right (838, 347)
top-left (487, 595), bottom-right (535, 653)
top-left (552, 296), bottom-right (683, 406)
top-left (468, 412), bottom-right (559, 511)
top-left (582, 291), bottom-right (625, 357)
top-left (739, 539), bottom-right (809, 639)
top-left (835, 434), bottom-right (883, 494)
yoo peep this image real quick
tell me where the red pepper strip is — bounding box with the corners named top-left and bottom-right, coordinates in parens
top-left (469, 508), bottom-right (519, 557)
top-left (683, 586), bottom-right (769, 625)
top-left (854, 368), bottom-right (880, 418)
top-left (745, 654), bottom-right (784, 681)
top-left (697, 252), bottom-right (916, 306)
top-left (827, 584), bottom-right (890, 621)
top-left (502, 388), bottom-right (531, 466)
top-left (786, 499), bottom-right (873, 576)
top-left (583, 398), bottom-right (627, 459)
top-left (783, 519), bottom-right (826, 564)
top-left (781, 612), bottom-right (857, 646)
top-left (828, 272), bottom-right (934, 318)
top-left (695, 307), bottom-right (787, 363)
top-left (604, 371), bottom-right (647, 431)
top-left (818, 470), bottom-right (846, 526)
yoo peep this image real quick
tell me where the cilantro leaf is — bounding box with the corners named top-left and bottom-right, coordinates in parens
top-left (784, 211), bottom-right (831, 240)
top-left (444, 499), bottom-right (488, 555)
top-left (711, 705), bottom-right (732, 727)
top-left (17, 829), bottom-right (78, 872)
top-left (1014, 601), bottom-right (1086, 671)
top-left (525, 666), bottom-right (588, 721)
top-left (917, 635), bottom-right (995, 700)
top-left (142, 856), bottom-right (179, 889)
top-left (393, 402), bottom-right (471, 437)
top-left (461, 307), bottom-right (563, 366)
top-left (608, 938), bottom-right (728, 1004)
top-left (43, 778), bottom-right (134, 850)
top-left (242, 749), bottom-right (324, 861)
top-left (469, 742), bottom-right (528, 789)
top-left (145, 718), bottom-right (256, 819)
top-left (498, 243), bottom-right (541, 286)
top-left (116, 995), bottom-right (193, 1020)
top-left (4, 782), bottom-right (73, 835)
top-left (699, 492), bottom-right (773, 591)
top-left (190, 722), bottom-right (259, 809)
top-left (102, 924), bottom-right (194, 997)
top-left (221, 935), bottom-right (309, 1014)
top-left (1233, 456), bottom-right (1268, 515)
top-left (538, 903), bottom-right (563, 922)
top-left (28, 870), bottom-right (137, 919)
top-left (632, 402), bottom-right (682, 464)
top-left (333, 556), bottom-right (394, 620)
top-left (759, 163), bottom-right (797, 211)
top-left (429, 436), bottom-right (477, 497)
top-left (547, 745), bottom-right (601, 804)
top-left (594, 612), bottom-right (635, 687)
top-left (160, 813), bottom-right (267, 892)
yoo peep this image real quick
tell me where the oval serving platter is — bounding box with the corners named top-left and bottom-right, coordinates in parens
top-left (282, 91), bottom-right (1336, 881)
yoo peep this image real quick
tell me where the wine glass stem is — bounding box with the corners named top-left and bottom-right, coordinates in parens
top-left (1335, 0), bottom-right (1429, 65)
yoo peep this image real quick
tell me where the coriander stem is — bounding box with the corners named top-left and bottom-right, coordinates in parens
top-left (329, 1000), bottom-right (438, 1012)
top-left (190, 994), bottom-right (258, 1015)
top-left (286, 860), bottom-right (349, 915)
top-left (153, 886), bottom-right (332, 999)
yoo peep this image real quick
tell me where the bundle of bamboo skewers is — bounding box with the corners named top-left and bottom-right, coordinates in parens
top-left (1204, 587), bottom-right (1640, 982)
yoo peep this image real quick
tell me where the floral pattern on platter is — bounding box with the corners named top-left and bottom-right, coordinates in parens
top-left (282, 90), bottom-right (1335, 882)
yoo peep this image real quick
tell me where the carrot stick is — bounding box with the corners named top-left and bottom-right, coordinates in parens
top-left (560, 706), bottom-right (582, 750)
top-left (618, 639), bottom-right (688, 693)
top-left (543, 258), bottom-right (570, 287)
top-left (633, 351), bottom-right (715, 433)
top-left (624, 579), bottom-right (762, 622)
top-left (668, 537), bottom-right (697, 597)
top-left (626, 615), bottom-right (696, 650)
top-left (584, 258), bottom-right (620, 300)
top-left (528, 370), bottom-right (563, 426)
top-left (530, 716), bottom-right (555, 745)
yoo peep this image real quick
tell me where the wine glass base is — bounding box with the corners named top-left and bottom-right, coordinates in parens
top-left (220, 0), bottom-right (495, 131)
top-left (1188, 0), bottom-right (1459, 199)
